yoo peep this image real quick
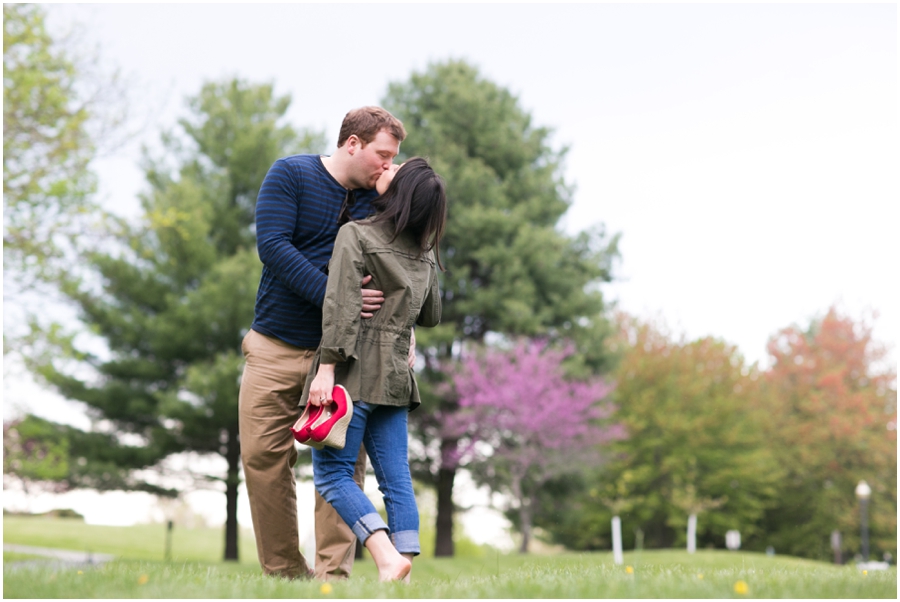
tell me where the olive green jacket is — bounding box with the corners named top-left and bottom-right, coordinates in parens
top-left (300, 218), bottom-right (441, 410)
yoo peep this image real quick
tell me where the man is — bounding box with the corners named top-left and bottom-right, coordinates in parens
top-left (238, 106), bottom-right (410, 580)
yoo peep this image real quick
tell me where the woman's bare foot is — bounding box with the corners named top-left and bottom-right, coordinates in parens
top-left (365, 530), bottom-right (412, 582)
top-left (377, 555), bottom-right (411, 582)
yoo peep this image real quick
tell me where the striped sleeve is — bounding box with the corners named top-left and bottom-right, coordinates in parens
top-left (255, 158), bottom-right (328, 306)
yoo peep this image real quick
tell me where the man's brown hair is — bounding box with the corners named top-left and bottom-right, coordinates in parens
top-left (336, 106), bottom-right (407, 147)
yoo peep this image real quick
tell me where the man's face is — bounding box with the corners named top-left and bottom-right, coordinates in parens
top-left (348, 129), bottom-right (400, 189)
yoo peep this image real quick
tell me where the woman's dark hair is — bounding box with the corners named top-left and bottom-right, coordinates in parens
top-left (370, 157), bottom-right (447, 271)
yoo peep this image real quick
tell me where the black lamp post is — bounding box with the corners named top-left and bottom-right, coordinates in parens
top-left (855, 480), bottom-right (871, 562)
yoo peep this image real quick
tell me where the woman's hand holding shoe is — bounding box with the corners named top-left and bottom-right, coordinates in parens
top-left (308, 364), bottom-right (335, 407)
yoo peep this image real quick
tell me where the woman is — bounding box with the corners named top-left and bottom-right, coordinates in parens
top-left (301, 157), bottom-right (447, 582)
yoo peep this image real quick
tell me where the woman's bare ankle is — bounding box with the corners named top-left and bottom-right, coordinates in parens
top-left (400, 553), bottom-right (414, 583)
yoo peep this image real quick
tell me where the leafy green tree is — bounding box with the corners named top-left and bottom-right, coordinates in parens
top-left (3, 3), bottom-right (92, 287)
top-left (760, 307), bottom-right (897, 561)
top-left (3, 414), bottom-right (175, 498)
top-left (3, 3), bottom-right (125, 295)
top-left (4, 415), bottom-right (69, 490)
top-left (382, 59), bottom-right (620, 555)
top-left (534, 314), bottom-right (784, 552)
top-left (24, 79), bottom-right (324, 560)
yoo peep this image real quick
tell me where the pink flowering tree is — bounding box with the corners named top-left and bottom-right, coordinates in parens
top-left (448, 339), bottom-right (624, 553)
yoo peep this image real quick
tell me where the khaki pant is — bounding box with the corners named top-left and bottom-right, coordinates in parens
top-left (239, 329), bottom-right (366, 580)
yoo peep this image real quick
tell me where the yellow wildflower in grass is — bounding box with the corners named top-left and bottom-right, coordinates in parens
top-left (320, 583), bottom-right (333, 595)
top-left (625, 566), bottom-right (634, 574)
top-left (863, 570), bottom-right (868, 576)
top-left (137, 574), bottom-right (149, 585)
top-left (733, 580), bottom-right (749, 595)
top-left (697, 573), bottom-right (703, 580)
top-left (77, 571), bottom-right (83, 575)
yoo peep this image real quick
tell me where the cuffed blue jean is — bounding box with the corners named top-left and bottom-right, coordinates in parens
top-left (312, 401), bottom-right (420, 556)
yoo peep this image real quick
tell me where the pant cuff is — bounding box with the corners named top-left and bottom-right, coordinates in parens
top-left (391, 530), bottom-right (420, 555)
top-left (351, 512), bottom-right (389, 544)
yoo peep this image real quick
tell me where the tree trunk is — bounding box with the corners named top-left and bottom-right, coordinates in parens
top-left (434, 439), bottom-right (457, 557)
top-left (224, 428), bottom-right (240, 561)
top-left (511, 473), bottom-right (531, 554)
top-left (518, 502), bottom-right (532, 554)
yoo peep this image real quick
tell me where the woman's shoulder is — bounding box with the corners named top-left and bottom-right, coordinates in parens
top-left (350, 216), bottom-right (378, 228)
top-left (334, 221), bottom-right (365, 249)
top-left (347, 218), bottom-right (423, 255)
top-left (349, 218), bottom-right (393, 241)
top-left (337, 219), bottom-right (391, 252)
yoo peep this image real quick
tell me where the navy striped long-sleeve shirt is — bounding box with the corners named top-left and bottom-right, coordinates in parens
top-left (251, 154), bottom-right (377, 348)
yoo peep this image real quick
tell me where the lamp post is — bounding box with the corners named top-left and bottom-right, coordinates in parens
top-left (855, 480), bottom-right (871, 562)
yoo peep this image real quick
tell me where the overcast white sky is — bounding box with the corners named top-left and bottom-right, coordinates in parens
top-left (3, 2), bottom-right (897, 536)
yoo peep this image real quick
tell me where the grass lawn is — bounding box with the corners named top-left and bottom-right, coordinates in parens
top-left (3, 551), bottom-right (47, 563)
top-left (4, 517), bottom-right (896, 598)
top-left (3, 516), bottom-right (259, 564)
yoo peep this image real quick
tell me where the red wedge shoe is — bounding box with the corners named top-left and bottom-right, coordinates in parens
top-left (291, 403), bottom-right (327, 447)
top-left (308, 385), bottom-right (354, 450)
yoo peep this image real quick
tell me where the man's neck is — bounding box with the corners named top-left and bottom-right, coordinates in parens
top-left (321, 154), bottom-right (352, 189)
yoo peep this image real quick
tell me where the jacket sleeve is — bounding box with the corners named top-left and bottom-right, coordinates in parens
top-left (319, 225), bottom-right (366, 364)
top-left (416, 258), bottom-right (442, 328)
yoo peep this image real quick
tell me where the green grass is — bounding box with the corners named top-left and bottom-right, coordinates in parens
top-left (3, 516), bottom-right (259, 564)
top-left (4, 517), bottom-right (896, 598)
top-left (3, 551), bottom-right (47, 563)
